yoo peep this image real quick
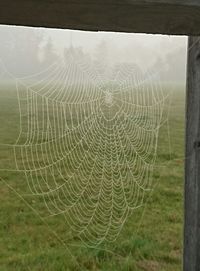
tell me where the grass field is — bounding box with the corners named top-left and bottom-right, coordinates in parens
top-left (0, 83), bottom-right (185, 271)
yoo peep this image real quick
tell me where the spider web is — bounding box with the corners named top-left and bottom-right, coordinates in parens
top-left (12, 51), bottom-right (167, 246)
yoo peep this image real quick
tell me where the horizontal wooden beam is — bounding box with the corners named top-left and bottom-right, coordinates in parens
top-left (0, 0), bottom-right (200, 35)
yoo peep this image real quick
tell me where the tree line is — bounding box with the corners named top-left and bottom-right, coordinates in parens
top-left (0, 26), bottom-right (186, 83)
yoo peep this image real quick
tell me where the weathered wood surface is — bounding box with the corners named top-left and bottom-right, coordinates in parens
top-left (0, 0), bottom-right (200, 35)
top-left (184, 36), bottom-right (200, 271)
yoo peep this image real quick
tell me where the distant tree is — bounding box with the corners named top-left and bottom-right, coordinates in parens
top-left (94, 40), bottom-right (110, 77)
top-left (42, 37), bottom-right (59, 68)
top-left (151, 47), bottom-right (187, 84)
top-left (63, 45), bottom-right (93, 84)
top-left (63, 45), bottom-right (90, 62)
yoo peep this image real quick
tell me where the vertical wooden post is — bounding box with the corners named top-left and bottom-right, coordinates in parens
top-left (184, 36), bottom-right (200, 271)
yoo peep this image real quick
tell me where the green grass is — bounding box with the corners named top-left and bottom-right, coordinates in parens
top-left (0, 83), bottom-right (185, 271)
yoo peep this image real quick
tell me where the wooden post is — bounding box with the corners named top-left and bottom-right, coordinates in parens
top-left (184, 36), bottom-right (200, 271)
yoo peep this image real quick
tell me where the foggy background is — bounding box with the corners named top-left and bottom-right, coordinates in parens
top-left (0, 25), bottom-right (187, 83)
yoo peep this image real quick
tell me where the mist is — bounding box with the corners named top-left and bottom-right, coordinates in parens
top-left (0, 24), bottom-right (187, 84)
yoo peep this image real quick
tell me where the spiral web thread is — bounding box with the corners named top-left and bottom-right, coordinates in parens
top-left (12, 51), bottom-right (168, 247)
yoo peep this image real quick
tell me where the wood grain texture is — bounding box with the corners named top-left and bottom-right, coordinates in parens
top-left (0, 0), bottom-right (200, 35)
top-left (184, 36), bottom-right (200, 271)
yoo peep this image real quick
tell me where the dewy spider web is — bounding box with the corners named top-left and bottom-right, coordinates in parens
top-left (11, 50), bottom-right (167, 246)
